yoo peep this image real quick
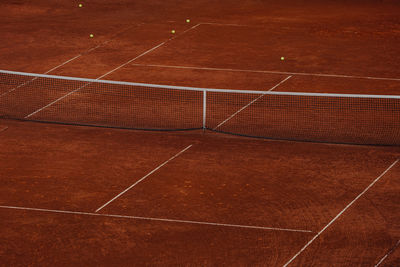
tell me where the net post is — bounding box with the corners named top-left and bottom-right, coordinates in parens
top-left (202, 90), bottom-right (207, 132)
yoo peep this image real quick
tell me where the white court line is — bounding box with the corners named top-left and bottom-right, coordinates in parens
top-left (130, 63), bottom-right (400, 82)
top-left (97, 42), bottom-right (170, 80)
top-left (24, 40), bottom-right (171, 118)
top-left (0, 24), bottom-right (140, 98)
top-left (200, 22), bottom-right (250, 27)
top-left (44, 55), bottom-right (83, 75)
top-left (24, 82), bottom-right (91, 118)
top-left (283, 159), bottom-right (400, 267)
top-left (43, 23), bottom-right (140, 73)
top-left (0, 77), bottom-right (37, 98)
top-left (97, 23), bottom-right (200, 80)
top-left (0, 56), bottom-right (80, 98)
top-left (0, 205), bottom-right (312, 233)
top-left (0, 126), bottom-right (8, 132)
top-left (375, 239), bottom-right (400, 267)
top-left (25, 23), bottom-right (201, 118)
top-left (95, 145), bottom-right (193, 213)
top-left (213, 75), bottom-right (292, 130)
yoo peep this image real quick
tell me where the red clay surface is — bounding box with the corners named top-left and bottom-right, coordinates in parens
top-left (1, 0), bottom-right (400, 266)
top-left (0, 119), bottom-right (399, 266)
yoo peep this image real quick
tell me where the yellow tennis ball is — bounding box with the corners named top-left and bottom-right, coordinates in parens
top-left (280, 56), bottom-right (285, 61)
top-left (90, 34), bottom-right (94, 38)
top-left (171, 30), bottom-right (175, 34)
top-left (78, 3), bottom-right (83, 8)
top-left (186, 19), bottom-right (190, 23)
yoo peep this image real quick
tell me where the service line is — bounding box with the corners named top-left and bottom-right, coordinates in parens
top-left (130, 63), bottom-right (400, 82)
top-left (0, 205), bottom-right (312, 233)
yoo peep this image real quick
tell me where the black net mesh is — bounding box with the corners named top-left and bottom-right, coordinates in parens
top-left (0, 72), bottom-right (202, 131)
top-left (206, 91), bottom-right (400, 145)
top-left (1, 70), bottom-right (399, 145)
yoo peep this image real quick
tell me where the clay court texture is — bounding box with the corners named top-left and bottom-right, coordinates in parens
top-left (1, 0), bottom-right (400, 266)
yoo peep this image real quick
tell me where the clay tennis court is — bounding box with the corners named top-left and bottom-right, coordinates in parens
top-left (1, 0), bottom-right (400, 266)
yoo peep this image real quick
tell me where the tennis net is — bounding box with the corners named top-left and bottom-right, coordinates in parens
top-left (0, 69), bottom-right (399, 146)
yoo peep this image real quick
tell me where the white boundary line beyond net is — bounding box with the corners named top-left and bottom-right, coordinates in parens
top-left (0, 24), bottom-right (142, 99)
top-left (283, 159), bottom-right (399, 267)
top-left (0, 205), bottom-right (312, 233)
top-left (130, 63), bottom-right (400, 82)
top-left (22, 23), bottom-right (201, 118)
top-left (213, 75), bottom-right (292, 130)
